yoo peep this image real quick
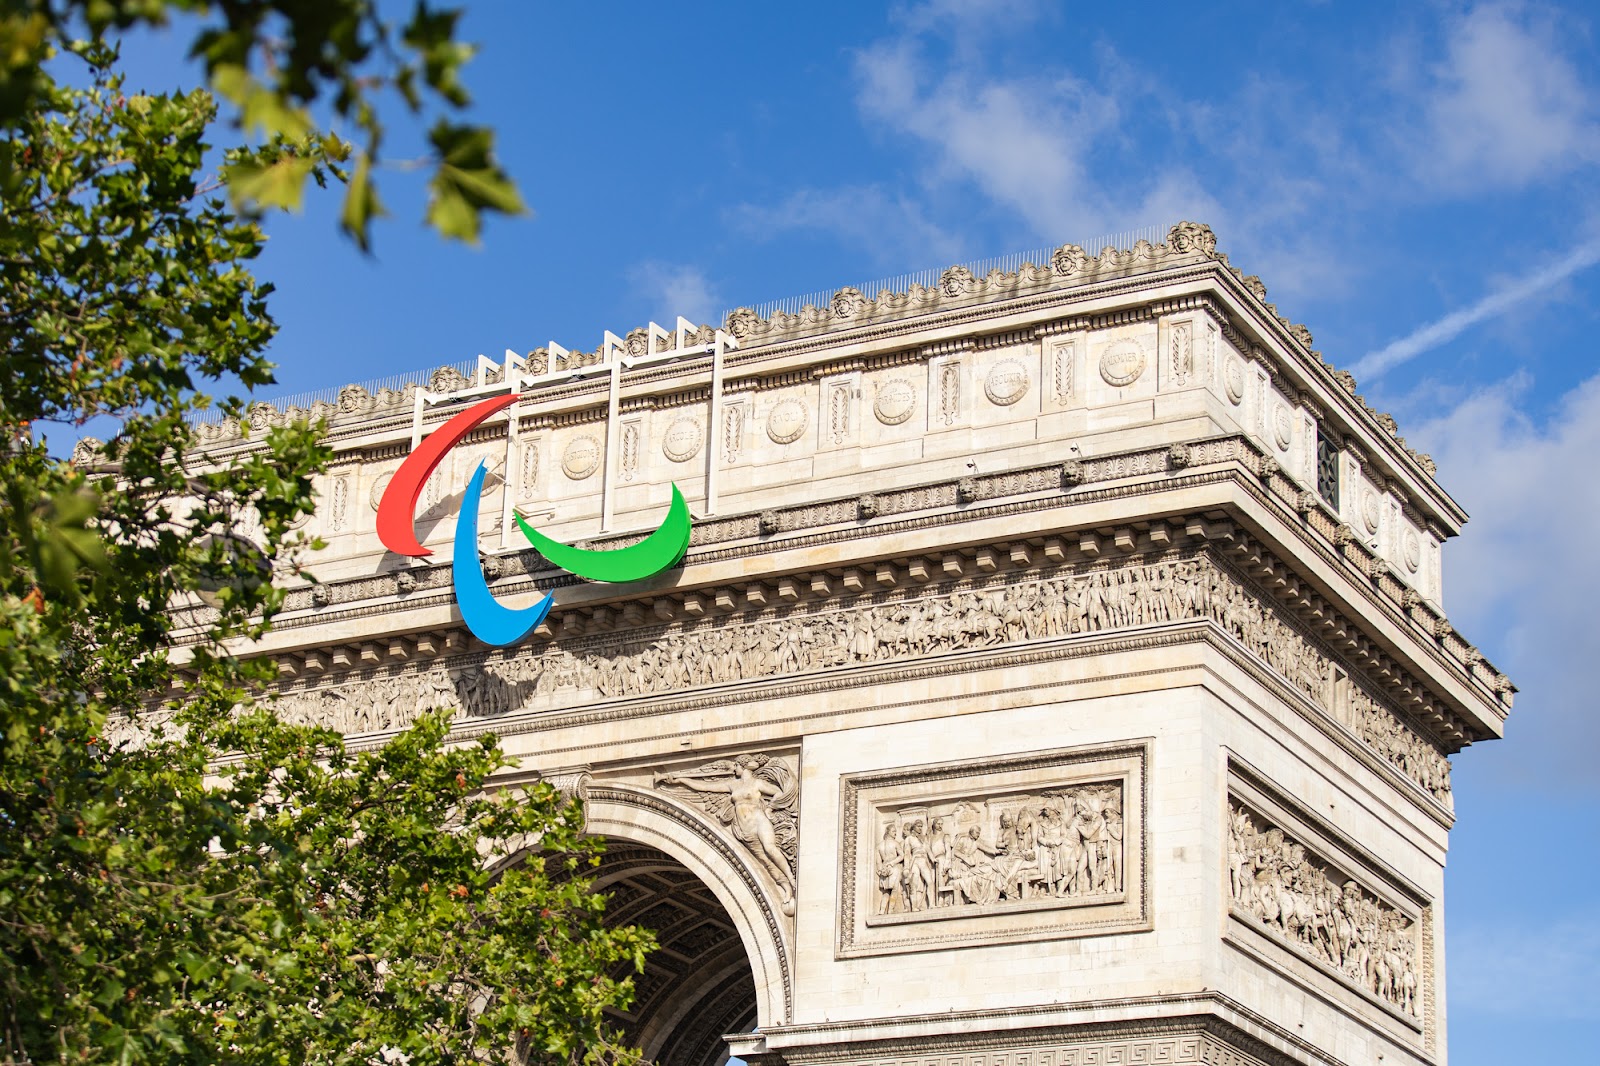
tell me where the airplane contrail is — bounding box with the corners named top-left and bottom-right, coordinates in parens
top-left (1352, 238), bottom-right (1600, 381)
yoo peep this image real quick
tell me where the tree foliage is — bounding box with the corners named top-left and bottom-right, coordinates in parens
top-left (1, 0), bottom-right (525, 247)
top-left (0, 11), bottom-right (649, 1066)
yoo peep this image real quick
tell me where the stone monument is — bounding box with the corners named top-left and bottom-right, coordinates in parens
top-left (160, 223), bottom-right (1510, 1066)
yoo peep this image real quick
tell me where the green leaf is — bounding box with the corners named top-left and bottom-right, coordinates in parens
top-left (225, 155), bottom-right (316, 212)
top-left (340, 152), bottom-right (386, 252)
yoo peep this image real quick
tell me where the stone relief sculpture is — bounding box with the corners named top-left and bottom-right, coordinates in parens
top-left (654, 754), bottom-right (799, 915)
top-left (874, 784), bottom-right (1123, 917)
top-left (268, 555), bottom-right (1450, 805)
top-left (1228, 801), bottom-right (1420, 1017)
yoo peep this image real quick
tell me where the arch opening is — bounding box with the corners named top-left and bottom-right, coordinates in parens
top-left (590, 844), bottom-right (758, 1066)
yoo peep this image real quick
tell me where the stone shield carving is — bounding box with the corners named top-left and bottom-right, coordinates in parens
top-left (1361, 490), bottom-right (1381, 534)
top-left (368, 470), bottom-right (392, 512)
top-left (873, 379), bottom-right (916, 426)
top-left (838, 741), bottom-right (1148, 958)
top-left (1225, 354), bottom-right (1246, 405)
top-left (983, 360), bottom-right (1030, 406)
top-left (561, 435), bottom-right (601, 480)
top-left (1273, 404), bottom-right (1294, 450)
top-left (1403, 530), bottom-right (1422, 573)
top-left (1099, 340), bottom-right (1147, 387)
top-left (661, 417), bottom-right (704, 463)
top-left (766, 398), bottom-right (808, 445)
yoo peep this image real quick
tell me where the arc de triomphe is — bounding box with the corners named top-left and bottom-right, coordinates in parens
top-left (173, 223), bottom-right (1510, 1066)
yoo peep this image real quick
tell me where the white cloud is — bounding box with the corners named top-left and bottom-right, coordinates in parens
top-left (851, 38), bottom-right (1220, 242)
top-left (1406, 373), bottom-right (1600, 788)
top-left (1450, 911), bottom-right (1600, 1019)
top-left (727, 185), bottom-right (964, 268)
top-left (626, 262), bottom-right (720, 328)
top-left (1402, 3), bottom-right (1600, 192)
top-left (1353, 238), bottom-right (1600, 380)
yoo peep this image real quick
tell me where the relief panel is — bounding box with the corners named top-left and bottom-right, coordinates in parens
top-left (1227, 771), bottom-right (1426, 1031)
top-left (837, 742), bottom-right (1148, 957)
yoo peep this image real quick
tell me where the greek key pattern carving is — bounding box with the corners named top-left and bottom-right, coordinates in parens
top-left (264, 553), bottom-right (1451, 806)
top-left (1229, 800), bottom-right (1420, 1019)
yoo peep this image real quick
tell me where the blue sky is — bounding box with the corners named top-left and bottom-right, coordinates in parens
top-left (111, 2), bottom-right (1600, 1059)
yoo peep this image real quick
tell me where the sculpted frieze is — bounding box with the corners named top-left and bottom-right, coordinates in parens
top-left (1228, 800), bottom-right (1421, 1019)
top-left (265, 551), bottom-right (1451, 807)
top-left (873, 782), bottom-right (1123, 918)
top-left (838, 742), bottom-right (1147, 957)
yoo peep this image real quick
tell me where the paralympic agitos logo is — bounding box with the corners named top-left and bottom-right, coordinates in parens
top-left (375, 393), bottom-right (691, 648)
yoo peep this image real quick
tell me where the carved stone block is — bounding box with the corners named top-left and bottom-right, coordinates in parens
top-left (1227, 767), bottom-right (1427, 1031)
top-left (837, 741), bottom-right (1148, 957)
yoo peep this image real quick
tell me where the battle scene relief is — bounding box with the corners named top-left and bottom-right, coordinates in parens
top-left (257, 554), bottom-right (1452, 810)
top-left (1229, 800), bottom-right (1422, 1019)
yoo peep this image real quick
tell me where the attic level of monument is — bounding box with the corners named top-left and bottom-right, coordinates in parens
top-left (176, 222), bottom-right (1456, 535)
top-left (116, 223), bottom-right (1514, 1066)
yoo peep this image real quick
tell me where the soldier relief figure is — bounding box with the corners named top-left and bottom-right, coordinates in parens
top-left (270, 557), bottom-right (1450, 807)
top-left (1228, 802), bottom-right (1420, 1017)
top-left (655, 754), bottom-right (800, 916)
top-left (874, 786), bottom-right (1124, 917)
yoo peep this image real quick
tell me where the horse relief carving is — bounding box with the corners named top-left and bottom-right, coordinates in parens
top-left (267, 556), bottom-right (1450, 806)
top-left (1228, 802), bottom-right (1420, 1018)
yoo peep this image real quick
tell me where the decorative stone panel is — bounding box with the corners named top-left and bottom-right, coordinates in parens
top-left (837, 741), bottom-right (1148, 957)
top-left (1226, 763), bottom-right (1428, 1036)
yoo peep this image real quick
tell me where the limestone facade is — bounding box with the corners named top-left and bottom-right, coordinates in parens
top-left (145, 223), bottom-right (1509, 1066)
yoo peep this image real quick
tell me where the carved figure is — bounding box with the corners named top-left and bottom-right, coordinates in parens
top-left (656, 754), bottom-right (799, 915)
top-left (902, 820), bottom-right (935, 912)
top-left (264, 556), bottom-right (1451, 808)
top-left (1228, 802), bottom-right (1419, 1016)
